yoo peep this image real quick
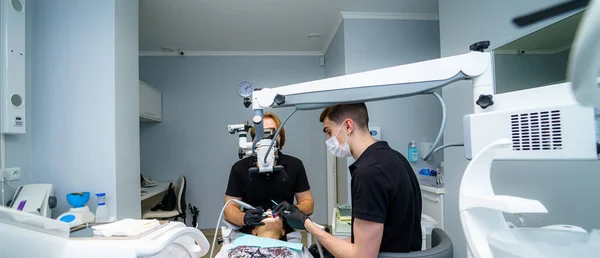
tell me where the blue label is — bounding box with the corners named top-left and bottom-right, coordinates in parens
top-left (408, 147), bottom-right (418, 162)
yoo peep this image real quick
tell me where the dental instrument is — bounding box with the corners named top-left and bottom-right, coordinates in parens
top-left (226, 121), bottom-right (286, 175)
top-left (210, 199), bottom-right (256, 258)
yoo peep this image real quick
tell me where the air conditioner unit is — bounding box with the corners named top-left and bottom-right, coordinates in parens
top-left (0, 0), bottom-right (26, 134)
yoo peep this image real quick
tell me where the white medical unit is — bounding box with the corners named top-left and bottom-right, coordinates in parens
top-left (0, 206), bottom-right (210, 258)
top-left (0, 0), bottom-right (26, 134)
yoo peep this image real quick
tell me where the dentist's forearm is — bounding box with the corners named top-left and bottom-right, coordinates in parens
top-left (296, 199), bottom-right (314, 216)
top-left (305, 221), bottom-right (356, 258)
top-left (224, 202), bottom-right (246, 226)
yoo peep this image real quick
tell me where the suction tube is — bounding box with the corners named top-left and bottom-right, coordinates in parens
top-left (210, 199), bottom-right (256, 258)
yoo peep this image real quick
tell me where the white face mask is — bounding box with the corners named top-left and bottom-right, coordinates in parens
top-left (326, 125), bottom-right (352, 158)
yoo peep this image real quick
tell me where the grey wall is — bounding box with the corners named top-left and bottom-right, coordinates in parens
top-left (29, 0), bottom-right (139, 219)
top-left (494, 50), bottom-right (570, 94)
top-left (139, 56), bottom-right (326, 228)
top-left (343, 19), bottom-right (443, 170)
top-left (323, 18), bottom-right (442, 207)
top-left (324, 21), bottom-right (346, 79)
top-left (439, 1), bottom-right (597, 257)
top-left (323, 21), bottom-right (349, 204)
top-left (342, 0), bottom-right (438, 13)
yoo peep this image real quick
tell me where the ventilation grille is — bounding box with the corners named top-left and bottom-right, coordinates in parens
top-left (511, 110), bottom-right (562, 151)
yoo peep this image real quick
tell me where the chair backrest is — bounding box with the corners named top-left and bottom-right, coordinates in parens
top-left (175, 176), bottom-right (187, 215)
top-left (378, 228), bottom-right (453, 258)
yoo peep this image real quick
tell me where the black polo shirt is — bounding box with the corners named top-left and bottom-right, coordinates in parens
top-left (349, 141), bottom-right (422, 252)
top-left (225, 152), bottom-right (311, 233)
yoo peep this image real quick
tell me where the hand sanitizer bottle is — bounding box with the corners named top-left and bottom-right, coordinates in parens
top-left (408, 140), bottom-right (418, 162)
top-left (95, 193), bottom-right (109, 223)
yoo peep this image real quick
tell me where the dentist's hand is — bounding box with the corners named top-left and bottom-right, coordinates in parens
top-left (277, 204), bottom-right (310, 230)
top-left (273, 201), bottom-right (296, 214)
top-left (243, 208), bottom-right (267, 227)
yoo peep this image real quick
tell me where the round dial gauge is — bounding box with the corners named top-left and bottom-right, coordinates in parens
top-left (237, 81), bottom-right (253, 98)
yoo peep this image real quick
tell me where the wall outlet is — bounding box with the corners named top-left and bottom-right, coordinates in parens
top-left (3, 167), bottom-right (20, 181)
top-left (421, 142), bottom-right (433, 160)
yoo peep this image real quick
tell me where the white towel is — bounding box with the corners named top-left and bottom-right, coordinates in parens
top-left (91, 218), bottom-right (161, 237)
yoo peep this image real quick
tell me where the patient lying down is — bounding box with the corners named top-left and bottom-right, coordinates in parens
top-left (217, 210), bottom-right (313, 258)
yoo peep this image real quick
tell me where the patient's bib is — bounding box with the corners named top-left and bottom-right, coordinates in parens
top-left (227, 234), bottom-right (303, 252)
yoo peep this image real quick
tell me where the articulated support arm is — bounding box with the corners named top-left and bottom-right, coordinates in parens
top-left (247, 44), bottom-right (494, 172)
top-left (251, 50), bottom-right (494, 112)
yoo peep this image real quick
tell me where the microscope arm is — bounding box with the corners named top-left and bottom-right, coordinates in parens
top-left (248, 49), bottom-right (494, 169)
top-left (251, 50), bottom-right (494, 112)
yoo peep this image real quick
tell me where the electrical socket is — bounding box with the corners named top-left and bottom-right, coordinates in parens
top-left (3, 167), bottom-right (20, 181)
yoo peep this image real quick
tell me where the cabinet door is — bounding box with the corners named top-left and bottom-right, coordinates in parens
top-left (139, 81), bottom-right (162, 122)
top-left (421, 191), bottom-right (444, 230)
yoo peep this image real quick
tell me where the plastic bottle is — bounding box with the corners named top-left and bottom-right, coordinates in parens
top-left (95, 193), bottom-right (109, 223)
top-left (408, 140), bottom-right (418, 162)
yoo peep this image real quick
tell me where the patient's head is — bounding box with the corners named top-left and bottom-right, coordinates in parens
top-left (251, 210), bottom-right (285, 240)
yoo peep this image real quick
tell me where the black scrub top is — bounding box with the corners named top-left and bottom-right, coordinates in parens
top-left (225, 152), bottom-right (311, 234)
top-left (349, 141), bottom-right (422, 253)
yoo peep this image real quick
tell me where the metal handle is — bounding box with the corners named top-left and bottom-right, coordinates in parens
top-left (423, 196), bottom-right (439, 203)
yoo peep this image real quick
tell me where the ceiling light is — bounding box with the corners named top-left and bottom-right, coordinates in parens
top-left (307, 33), bottom-right (320, 39)
top-left (161, 47), bottom-right (175, 52)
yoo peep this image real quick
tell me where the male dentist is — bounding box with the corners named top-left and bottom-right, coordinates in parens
top-left (275, 103), bottom-right (422, 257)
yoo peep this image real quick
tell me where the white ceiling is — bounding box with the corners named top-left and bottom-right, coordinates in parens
top-left (139, 0), bottom-right (439, 55)
top-left (495, 11), bottom-right (583, 54)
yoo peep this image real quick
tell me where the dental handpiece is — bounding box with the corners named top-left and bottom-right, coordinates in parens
top-left (233, 199), bottom-right (278, 218)
top-left (232, 199), bottom-right (256, 210)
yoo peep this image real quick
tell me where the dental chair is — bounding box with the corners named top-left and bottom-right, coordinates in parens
top-left (378, 228), bottom-right (453, 258)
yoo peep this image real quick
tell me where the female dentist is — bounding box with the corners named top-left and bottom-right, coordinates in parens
top-left (223, 112), bottom-right (314, 242)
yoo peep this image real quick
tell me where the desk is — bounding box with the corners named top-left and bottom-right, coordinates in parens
top-left (141, 181), bottom-right (170, 201)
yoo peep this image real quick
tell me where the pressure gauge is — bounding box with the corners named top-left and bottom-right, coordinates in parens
top-left (237, 81), bottom-right (253, 98)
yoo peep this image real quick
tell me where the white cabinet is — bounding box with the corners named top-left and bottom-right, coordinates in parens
top-left (139, 81), bottom-right (162, 122)
top-left (421, 186), bottom-right (445, 230)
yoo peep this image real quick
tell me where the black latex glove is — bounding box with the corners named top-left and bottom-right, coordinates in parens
top-left (308, 244), bottom-right (334, 258)
top-left (243, 208), bottom-right (267, 227)
top-left (272, 200), bottom-right (296, 214)
top-left (278, 204), bottom-right (309, 230)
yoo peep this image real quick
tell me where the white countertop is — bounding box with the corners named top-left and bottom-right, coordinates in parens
top-left (141, 181), bottom-right (171, 201)
top-left (420, 185), bottom-right (445, 194)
